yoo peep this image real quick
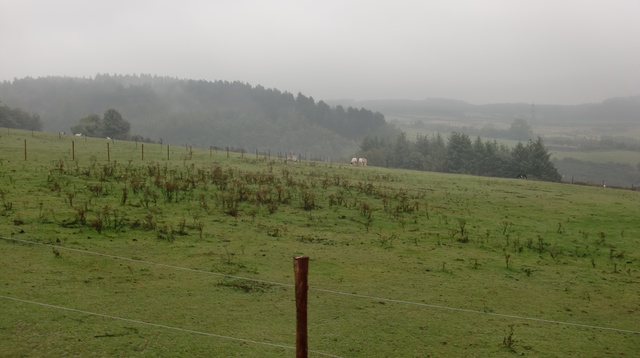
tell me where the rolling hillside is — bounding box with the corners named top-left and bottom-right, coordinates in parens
top-left (0, 129), bottom-right (639, 357)
top-left (0, 75), bottom-right (397, 159)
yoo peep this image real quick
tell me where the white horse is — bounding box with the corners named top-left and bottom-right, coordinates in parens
top-left (286, 153), bottom-right (299, 163)
top-left (351, 157), bottom-right (358, 166)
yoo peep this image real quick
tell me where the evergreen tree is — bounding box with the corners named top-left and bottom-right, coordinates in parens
top-left (511, 141), bottom-right (529, 176)
top-left (526, 137), bottom-right (562, 181)
top-left (483, 137), bottom-right (511, 177)
top-left (360, 135), bottom-right (379, 152)
top-left (425, 133), bottom-right (447, 172)
top-left (406, 151), bottom-right (426, 170)
top-left (414, 134), bottom-right (430, 157)
top-left (471, 136), bottom-right (486, 175)
top-left (390, 132), bottom-right (412, 168)
top-left (445, 132), bottom-right (473, 174)
top-left (358, 135), bottom-right (389, 167)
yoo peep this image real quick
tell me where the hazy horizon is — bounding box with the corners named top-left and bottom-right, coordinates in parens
top-left (1, 0), bottom-right (638, 106)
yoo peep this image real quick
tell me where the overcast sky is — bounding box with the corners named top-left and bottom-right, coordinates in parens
top-left (1, 0), bottom-right (638, 104)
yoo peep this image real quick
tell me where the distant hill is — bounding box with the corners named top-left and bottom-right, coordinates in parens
top-left (329, 96), bottom-right (640, 127)
top-left (0, 75), bottom-right (397, 158)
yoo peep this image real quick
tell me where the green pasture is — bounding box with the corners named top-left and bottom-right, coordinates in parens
top-left (1, 129), bottom-right (639, 357)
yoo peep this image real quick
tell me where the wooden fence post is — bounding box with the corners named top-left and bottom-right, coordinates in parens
top-left (294, 256), bottom-right (309, 358)
top-left (24, 139), bottom-right (27, 161)
top-left (141, 143), bottom-right (144, 161)
top-left (72, 141), bottom-right (75, 161)
top-left (107, 142), bottom-right (110, 162)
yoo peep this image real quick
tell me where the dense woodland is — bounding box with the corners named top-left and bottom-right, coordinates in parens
top-left (0, 75), bottom-right (394, 158)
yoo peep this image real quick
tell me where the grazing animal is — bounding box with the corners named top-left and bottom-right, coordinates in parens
top-left (358, 158), bottom-right (366, 167)
top-left (516, 173), bottom-right (527, 179)
top-left (362, 158), bottom-right (367, 167)
top-left (74, 133), bottom-right (82, 137)
top-left (285, 153), bottom-right (299, 163)
top-left (351, 157), bottom-right (358, 166)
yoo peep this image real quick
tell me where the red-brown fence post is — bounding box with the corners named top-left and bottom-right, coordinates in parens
top-left (294, 256), bottom-right (309, 358)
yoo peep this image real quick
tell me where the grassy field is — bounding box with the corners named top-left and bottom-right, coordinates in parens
top-left (1, 128), bottom-right (639, 357)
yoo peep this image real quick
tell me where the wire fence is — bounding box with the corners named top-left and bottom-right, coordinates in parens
top-left (1, 235), bottom-right (639, 358)
top-left (0, 294), bottom-right (343, 357)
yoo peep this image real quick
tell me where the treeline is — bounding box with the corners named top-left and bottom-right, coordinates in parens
top-left (0, 102), bottom-right (42, 130)
top-left (0, 75), bottom-right (396, 158)
top-left (359, 132), bottom-right (562, 181)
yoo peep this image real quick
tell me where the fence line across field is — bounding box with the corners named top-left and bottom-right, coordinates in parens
top-left (2, 236), bottom-right (638, 336)
top-left (12, 135), bottom-right (350, 166)
top-left (7, 134), bottom-right (638, 188)
top-left (0, 294), bottom-right (341, 358)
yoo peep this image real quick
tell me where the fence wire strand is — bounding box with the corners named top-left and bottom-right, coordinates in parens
top-left (2, 235), bottom-right (639, 336)
top-left (0, 294), bottom-right (341, 358)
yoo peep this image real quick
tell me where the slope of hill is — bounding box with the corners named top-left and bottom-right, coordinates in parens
top-left (1, 129), bottom-right (639, 357)
top-left (0, 75), bottom-right (397, 158)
